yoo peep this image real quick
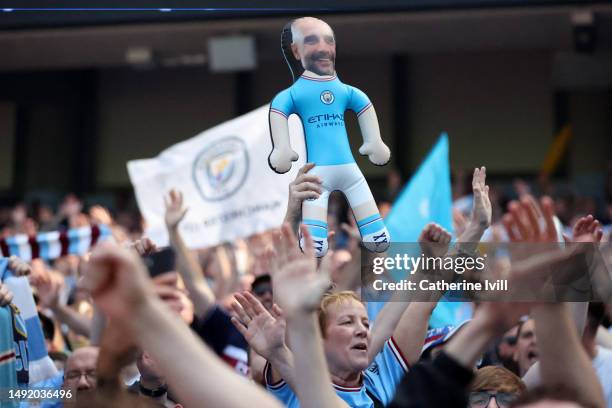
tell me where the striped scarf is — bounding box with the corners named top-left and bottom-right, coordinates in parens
top-left (1, 265), bottom-right (58, 384)
top-left (0, 224), bottom-right (111, 261)
top-left (0, 305), bottom-right (18, 408)
top-left (10, 304), bottom-right (29, 385)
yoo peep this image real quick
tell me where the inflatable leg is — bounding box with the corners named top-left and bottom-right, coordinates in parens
top-left (342, 165), bottom-right (390, 253)
top-left (301, 188), bottom-right (331, 257)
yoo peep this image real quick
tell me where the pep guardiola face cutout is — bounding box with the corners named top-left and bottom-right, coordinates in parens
top-left (291, 17), bottom-right (336, 76)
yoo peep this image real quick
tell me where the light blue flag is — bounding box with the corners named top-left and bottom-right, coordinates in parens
top-left (385, 133), bottom-right (453, 241)
top-left (367, 133), bottom-right (472, 327)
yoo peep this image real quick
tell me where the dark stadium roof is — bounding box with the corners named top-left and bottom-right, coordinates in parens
top-left (0, 0), bottom-right (609, 30)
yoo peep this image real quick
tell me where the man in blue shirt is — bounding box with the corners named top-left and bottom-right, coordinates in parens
top-left (269, 17), bottom-right (391, 257)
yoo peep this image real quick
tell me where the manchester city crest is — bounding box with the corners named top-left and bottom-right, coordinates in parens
top-left (192, 137), bottom-right (249, 201)
top-left (320, 90), bottom-right (335, 105)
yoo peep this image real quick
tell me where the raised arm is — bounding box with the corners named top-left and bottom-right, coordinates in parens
top-left (390, 224), bottom-right (453, 365)
top-left (368, 223), bottom-right (451, 363)
top-left (82, 242), bottom-right (284, 408)
top-left (369, 167), bottom-right (491, 363)
top-left (454, 166), bottom-right (491, 253)
top-left (230, 291), bottom-right (297, 390)
top-left (283, 163), bottom-right (322, 234)
top-left (36, 268), bottom-right (92, 337)
top-left (532, 302), bottom-right (605, 408)
top-left (504, 202), bottom-right (604, 390)
top-left (522, 214), bottom-right (606, 403)
top-left (389, 296), bottom-right (530, 408)
top-left (271, 224), bottom-right (347, 408)
top-left (164, 189), bottom-right (216, 318)
top-left (95, 319), bottom-right (138, 388)
top-left (389, 220), bottom-right (586, 408)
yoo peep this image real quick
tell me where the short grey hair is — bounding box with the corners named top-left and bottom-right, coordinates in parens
top-left (290, 17), bottom-right (334, 45)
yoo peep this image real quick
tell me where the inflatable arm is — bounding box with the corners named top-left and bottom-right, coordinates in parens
top-left (268, 110), bottom-right (299, 174)
top-left (357, 105), bottom-right (391, 166)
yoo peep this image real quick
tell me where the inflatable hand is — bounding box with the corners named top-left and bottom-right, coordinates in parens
top-left (269, 147), bottom-right (299, 174)
top-left (359, 142), bottom-right (391, 166)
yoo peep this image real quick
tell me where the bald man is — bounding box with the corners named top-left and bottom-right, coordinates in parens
top-left (269, 17), bottom-right (391, 257)
top-left (36, 347), bottom-right (99, 408)
top-left (63, 347), bottom-right (99, 394)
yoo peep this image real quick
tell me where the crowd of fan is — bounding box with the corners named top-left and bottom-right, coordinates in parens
top-left (0, 164), bottom-right (611, 408)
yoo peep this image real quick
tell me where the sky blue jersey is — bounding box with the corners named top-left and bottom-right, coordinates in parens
top-left (270, 73), bottom-right (372, 166)
top-left (265, 338), bottom-right (408, 408)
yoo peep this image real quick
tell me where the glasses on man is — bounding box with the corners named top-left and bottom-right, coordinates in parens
top-left (64, 370), bottom-right (97, 382)
top-left (469, 391), bottom-right (517, 408)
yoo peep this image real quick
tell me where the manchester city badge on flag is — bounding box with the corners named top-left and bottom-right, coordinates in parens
top-left (128, 105), bottom-right (306, 249)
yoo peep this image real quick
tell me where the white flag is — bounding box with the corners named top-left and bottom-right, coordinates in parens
top-left (127, 105), bottom-right (305, 248)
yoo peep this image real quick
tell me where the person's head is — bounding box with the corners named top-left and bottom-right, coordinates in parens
top-left (251, 274), bottom-right (273, 311)
top-left (318, 291), bottom-right (370, 375)
top-left (328, 250), bottom-right (352, 285)
top-left (290, 17), bottom-right (336, 75)
top-left (469, 365), bottom-right (526, 408)
top-left (39, 312), bottom-right (56, 352)
top-left (49, 351), bottom-right (69, 372)
top-left (514, 318), bottom-right (538, 376)
top-left (495, 325), bottom-right (520, 375)
top-left (136, 350), bottom-right (164, 384)
top-left (153, 272), bottom-right (195, 325)
top-left (498, 325), bottom-right (519, 361)
top-left (63, 346), bottom-right (100, 393)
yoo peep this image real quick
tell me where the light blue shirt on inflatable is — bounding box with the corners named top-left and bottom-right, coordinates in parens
top-left (270, 73), bottom-right (372, 166)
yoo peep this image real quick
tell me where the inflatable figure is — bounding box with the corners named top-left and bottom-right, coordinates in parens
top-left (269, 17), bottom-right (391, 257)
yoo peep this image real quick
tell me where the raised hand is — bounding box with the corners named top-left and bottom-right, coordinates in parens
top-left (152, 272), bottom-right (187, 317)
top-left (125, 237), bottom-right (158, 256)
top-left (502, 195), bottom-right (557, 251)
top-left (418, 223), bottom-right (452, 258)
top-left (36, 269), bottom-right (64, 309)
top-left (0, 284), bottom-right (13, 306)
top-left (80, 242), bottom-right (155, 322)
top-left (8, 255), bottom-right (31, 277)
top-left (470, 166), bottom-right (492, 230)
top-left (270, 224), bottom-right (330, 317)
top-left (289, 163), bottom-right (322, 202)
top-left (89, 205), bottom-right (113, 226)
top-left (499, 195), bottom-right (556, 277)
top-left (499, 195), bottom-right (559, 287)
top-left (230, 292), bottom-right (287, 360)
top-left (494, 195), bottom-right (593, 301)
top-left (284, 163), bottom-right (322, 231)
top-left (571, 214), bottom-right (603, 243)
top-left (164, 189), bottom-right (188, 231)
